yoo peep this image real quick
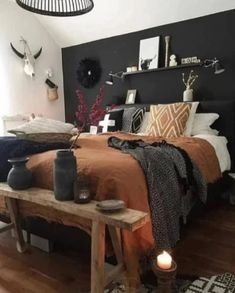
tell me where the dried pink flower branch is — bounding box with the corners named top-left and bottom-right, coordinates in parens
top-left (75, 86), bottom-right (115, 131)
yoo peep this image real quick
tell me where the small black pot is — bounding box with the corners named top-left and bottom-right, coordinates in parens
top-left (7, 157), bottom-right (33, 190)
top-left (53, 150), bottom-right (77, 201)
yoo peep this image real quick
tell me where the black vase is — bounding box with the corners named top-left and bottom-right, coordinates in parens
top-left (53, 150), bottom-right (77, 201)
top-left (7, 157), bottom-right (33, 190)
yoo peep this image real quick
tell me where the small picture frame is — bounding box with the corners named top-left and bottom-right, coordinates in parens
top-left (125, 89), bottom-right (137, 104)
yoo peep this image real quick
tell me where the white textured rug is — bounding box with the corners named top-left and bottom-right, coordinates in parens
top-left (105, 273), bottom-right (235, 293)
top-left (185, 273), bottom-right (235, 293)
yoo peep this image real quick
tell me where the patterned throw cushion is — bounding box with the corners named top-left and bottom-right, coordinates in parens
top-left (14, 132), bottom-right (72, 144)
top-left (99, 109), bottom-right (124, 132)
top-left (146, 103), bottom-right (191, 137)
top-left (131, 107), bottom-right (146, 133)
top-left (191, 113), bottom-right (219, 136)
top-left (8, 117), bottom-right (74, 135)
top-left (122, 107), bottom-right (137, 132)
top-left (138, 112), bottom-right (150, 133)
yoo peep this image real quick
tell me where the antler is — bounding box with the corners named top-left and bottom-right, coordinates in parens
top-left (10, 43), bottom-right (24, 59)
top-left (34, 47), bottom-right (42, 59)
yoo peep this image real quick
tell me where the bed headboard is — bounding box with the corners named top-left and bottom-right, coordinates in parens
top-left (117, 100), bottom-right (235, 171)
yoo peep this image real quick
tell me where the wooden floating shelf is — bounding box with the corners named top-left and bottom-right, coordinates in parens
top-left (123, 63), bottom-right (203, 77)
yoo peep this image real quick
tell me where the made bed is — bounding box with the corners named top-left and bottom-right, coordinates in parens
top-left (0, 100), bottom-right (234, 287)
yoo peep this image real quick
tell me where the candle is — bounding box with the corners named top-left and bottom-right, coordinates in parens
top-left (157, 251), bottom-right (172, 270)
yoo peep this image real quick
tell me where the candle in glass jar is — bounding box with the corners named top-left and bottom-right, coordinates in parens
top-left (157, 251), bottom-right (172, 270)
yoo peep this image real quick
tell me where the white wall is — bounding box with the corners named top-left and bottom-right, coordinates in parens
top-left (0, 1), bottom-right (65, 134)
top-left (35, 0), bottom-right (235, 48)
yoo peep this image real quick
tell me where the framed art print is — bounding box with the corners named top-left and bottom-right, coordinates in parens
top-left (139, 36), bottom-right (160, 71)
top-left (125, 89), bottom-right (137, 104)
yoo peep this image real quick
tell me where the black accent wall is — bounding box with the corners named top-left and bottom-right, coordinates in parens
top-left (62, 9), bottom-right (235, 123)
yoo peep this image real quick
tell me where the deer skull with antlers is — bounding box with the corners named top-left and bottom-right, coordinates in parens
top-left (10, 37), bottom-right (42, 78)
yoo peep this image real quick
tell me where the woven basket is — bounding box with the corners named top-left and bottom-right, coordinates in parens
top-left (10, 131), bottom-right (72, 144)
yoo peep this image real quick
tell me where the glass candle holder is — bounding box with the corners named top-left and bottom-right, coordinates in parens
top-left (74, 175), bottom-right (91, 204)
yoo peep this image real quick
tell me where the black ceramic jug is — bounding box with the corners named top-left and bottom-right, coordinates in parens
top-left (53, 150), bottom-right (77, 201)
top-left (7, 157), bottom-right (33, 190)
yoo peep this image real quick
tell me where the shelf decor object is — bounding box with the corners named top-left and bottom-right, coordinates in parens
top-left (164, 35), bottom-right (171, 67)
top-left (125, 89), bottom-right (137, 104)
top-left (15, 0), bottom-right (94, 17)
top-left (182, 70), bottom-right (198, 102)
top-left (139, 36), bottom-right (160, 70)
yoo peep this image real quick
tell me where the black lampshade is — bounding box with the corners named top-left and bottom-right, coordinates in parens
top-left (203, 58), bottom-right (225, 75)
top-left (106, 75), bottom-right (114, 86)
top-left (214, 61), bottom-right (225, 74)
top-left (16, 0), bottom-right (94, 17)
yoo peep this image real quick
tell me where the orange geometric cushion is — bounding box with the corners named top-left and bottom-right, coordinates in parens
top-left (146, 103), bottom-right (191, 137)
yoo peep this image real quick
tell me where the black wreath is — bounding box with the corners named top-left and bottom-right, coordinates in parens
top-left (76, 58), bottom-right (102, 88)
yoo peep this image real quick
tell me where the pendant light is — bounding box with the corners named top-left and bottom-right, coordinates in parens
top-left (16, 0), bottom-right (94, 17)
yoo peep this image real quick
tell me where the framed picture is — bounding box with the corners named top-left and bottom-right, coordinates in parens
top-left (139, 36), bottom-right (160, 71)
top-left (125, 89), bottom-right (137, 104)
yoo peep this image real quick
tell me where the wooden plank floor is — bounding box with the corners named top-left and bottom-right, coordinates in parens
top-left (174, 202), bottom-right (235, 277)
top-left (0, 202), bottom-right (234, 292)
top-left (0, 231), bottom-right (90, 293)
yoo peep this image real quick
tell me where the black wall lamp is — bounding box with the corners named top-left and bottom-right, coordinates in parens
top-left (106, 71), bottom-right (124, 85)
top-left (202, 58), bottom-right (225, 74)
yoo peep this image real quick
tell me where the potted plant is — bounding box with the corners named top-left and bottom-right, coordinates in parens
top-left (182, 70), bottom-right (198, 102)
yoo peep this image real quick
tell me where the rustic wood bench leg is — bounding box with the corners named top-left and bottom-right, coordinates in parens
top-left (5, 197), bottom-right (27, 253)
top-left (108, 226), bottom-right (131, 291)
top-left (108, 226), bottom-right (123, 264)
top-left (91, 220), bottom-right (105, 293)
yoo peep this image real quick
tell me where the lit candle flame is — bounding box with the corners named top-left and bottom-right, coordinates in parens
top-left (157, 250), bottom-right (172, 270)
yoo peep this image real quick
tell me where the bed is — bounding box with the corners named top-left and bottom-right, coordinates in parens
top-left (0, 100), bottom-right (234, 285)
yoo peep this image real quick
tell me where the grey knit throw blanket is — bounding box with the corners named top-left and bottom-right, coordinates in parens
top-left (108, 137), bottom-right (207, 249)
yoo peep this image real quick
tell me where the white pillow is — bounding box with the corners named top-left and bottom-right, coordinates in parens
top-left (184, 102), bottom-right (199, 136)
top-left (138, 112), bottom-right (150, 133)
top-left (8, 117), bottom-right (74, 134)
top-left (191, 113), bottom-right (219, 136)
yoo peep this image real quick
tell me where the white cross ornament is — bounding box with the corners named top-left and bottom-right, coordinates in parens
top-left (99, 114), bottom-right (115, 133)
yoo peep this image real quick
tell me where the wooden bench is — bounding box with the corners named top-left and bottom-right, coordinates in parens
top-left (0, 183), bottom-right (149, 293)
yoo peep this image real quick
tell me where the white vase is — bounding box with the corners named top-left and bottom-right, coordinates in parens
top-left (183, 89), bottom-right (193, 102)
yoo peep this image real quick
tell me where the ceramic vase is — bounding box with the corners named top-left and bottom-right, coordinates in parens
top-left (7, 157), bottom-right (33, 190)
top-left (53, 150), bottom-right (77, 201)
top-left (183, 89), bottom-right (193, 102)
